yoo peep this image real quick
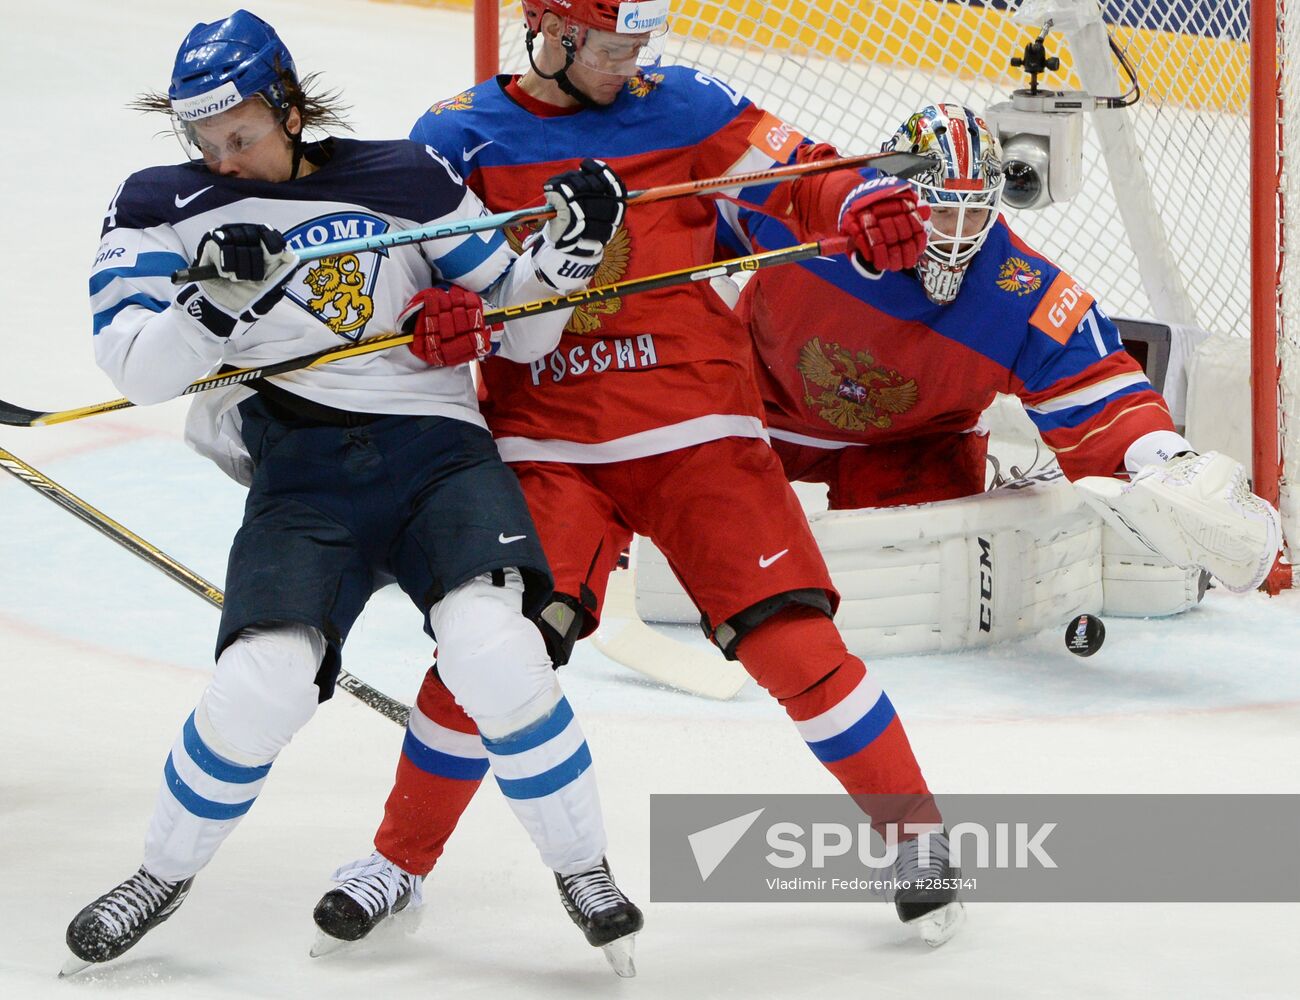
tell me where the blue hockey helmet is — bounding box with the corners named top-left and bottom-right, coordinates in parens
top-left (168, 10), bottom-right (297, 123)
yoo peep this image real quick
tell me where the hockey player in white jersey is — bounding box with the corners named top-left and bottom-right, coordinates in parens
top-left (64, 9), bottom-right (640, 976)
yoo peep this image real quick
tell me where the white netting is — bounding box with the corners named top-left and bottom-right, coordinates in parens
top-left (494, 0), bottom-right (1296, 569)
top-left (1281, 0), bottom-right (1299, 569)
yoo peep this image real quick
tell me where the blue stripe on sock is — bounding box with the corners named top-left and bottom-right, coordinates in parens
top-left (805, 693), bottom-right (898, 764)
top-left (163, 754), bottom-right (257, 820)
top-left (479, 698), bottom-right (574, 757)
top-left (182, 713), bottom-right (273, 784)
top-left (402, 729), bottom-right (490, 781)
top-left (493, 742), bottom-right (593, 800)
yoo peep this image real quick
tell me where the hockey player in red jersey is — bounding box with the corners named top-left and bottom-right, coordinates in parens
top-left (315, 0), bottom-right (964, 955)
top-left (732, 103), bottom-right (1280, 596)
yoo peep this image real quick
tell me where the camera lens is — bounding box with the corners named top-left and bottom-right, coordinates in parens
top-left (999, 134), bottom-right (1053, 209)
top-left (1003, 160), bottom-right (1043, 209)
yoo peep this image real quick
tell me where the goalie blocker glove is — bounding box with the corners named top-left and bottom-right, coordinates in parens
top-left (530, 158), bottom-right (627, 291)
top-left (838, 176), bottom-right (931, 275)
top-left (400, 284), bottom-right (501, 368)
top-left (1074, 451), bottom-right (1283, 594)
top-left (174, 224), bottom-right (298, 340)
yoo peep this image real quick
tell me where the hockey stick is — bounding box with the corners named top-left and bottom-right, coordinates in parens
top-left (0, 446), bottom-right (411, 726)
top-left (1, 236), bottom-right (850, 428)
top-left (172, 150), bottom-right (928, 282)
top-left (592, 565), bottom-right (747, 700)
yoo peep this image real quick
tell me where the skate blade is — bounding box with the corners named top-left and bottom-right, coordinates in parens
top-left (310, 902), bottom-right (424, 958)
top-left (908, 901), bottom-right (965, 948)
top-left (309, 931), bottom-right (352, 959)
top-left (601, 932), bottom-right (638, 978)
top-left (58, 954), bottom-right (93, 979)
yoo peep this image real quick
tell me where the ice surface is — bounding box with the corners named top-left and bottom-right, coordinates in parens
top-left (1, 2), bottom-right (1297, 997)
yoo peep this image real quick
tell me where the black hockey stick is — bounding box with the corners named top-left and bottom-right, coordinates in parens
top-left (0, 446), bottom-right (410, 726)
top-left (0, 236), bottom-right (851, 428)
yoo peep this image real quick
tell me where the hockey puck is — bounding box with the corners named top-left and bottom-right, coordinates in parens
top-left (1064, 613), bottom-right (1105, 657)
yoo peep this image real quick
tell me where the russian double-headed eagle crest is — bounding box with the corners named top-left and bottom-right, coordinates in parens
top-left (506, 222), bottom-right (631, 334)
top-left (797, 337), bottom-right (918, 431)
top-left (429, 91), bottom-right (474, 115)
top-left (996, 256), bottom-right (1043, 296)
top-left (627, 71), bottom-right (664, 98)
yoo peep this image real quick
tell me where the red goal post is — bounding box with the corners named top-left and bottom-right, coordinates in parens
top-left (473, 0), bottom-right (1295, 592)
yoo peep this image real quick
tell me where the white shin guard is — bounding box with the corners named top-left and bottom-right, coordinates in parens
top-left (431, 572), bottom-right (607, 875)
top-left (143, 623), bottom-right (326, 882)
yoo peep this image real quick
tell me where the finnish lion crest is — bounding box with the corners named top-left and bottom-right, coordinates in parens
top-left (303, 254), bottom-right (374, 338)
top-left (797, 337), bottom-right (918, 431)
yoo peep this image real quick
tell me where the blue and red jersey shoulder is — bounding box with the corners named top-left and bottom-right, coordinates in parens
top-left (407, 67), bottom-right (816, 450)
top-left (409, 67), bottom-right (764, 191)
top-left (739, 213), bottom-right (1174, 478)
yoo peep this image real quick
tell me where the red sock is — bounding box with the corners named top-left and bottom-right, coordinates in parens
top-left (736, 607), bottom-right (938, 830)
top-left (374, 666), bottom-right (486, 876)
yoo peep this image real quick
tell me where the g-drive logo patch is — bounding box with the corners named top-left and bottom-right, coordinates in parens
top-left (171, 81), bottom-right (243, 122)
top-left (618, 0), bottom-right (669, 33)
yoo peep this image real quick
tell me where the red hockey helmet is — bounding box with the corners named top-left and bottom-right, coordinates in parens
top-left (522, 1), bottom-right (669, 36)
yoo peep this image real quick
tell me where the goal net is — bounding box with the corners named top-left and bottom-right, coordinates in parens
top-left (480, 0), bottom-right (1296, 588)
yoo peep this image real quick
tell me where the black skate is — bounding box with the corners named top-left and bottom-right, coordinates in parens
top-left (62, 867), bottom-right (194, 976)
top-left (311, 852), bottom-right (423, 957)
top-left (555, 858), bottom-right (643, 977)
top-left (891, 831), bottom-right (965, 947)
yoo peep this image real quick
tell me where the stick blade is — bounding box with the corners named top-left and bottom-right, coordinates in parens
top-left (871, 151), bottom-right (936, 180)
top-left (0, 398), bottom-right (50, 427)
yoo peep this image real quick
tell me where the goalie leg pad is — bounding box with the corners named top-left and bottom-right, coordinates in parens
top-left (1101, 524), bottom-right (1210, 617)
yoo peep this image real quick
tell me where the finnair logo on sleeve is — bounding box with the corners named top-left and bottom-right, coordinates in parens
top-left (618, 0), bottom-right (668, 33)
top-left (171, 82), bottom-right (242, 122)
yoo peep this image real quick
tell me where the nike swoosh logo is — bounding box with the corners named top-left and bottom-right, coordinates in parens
top-left (174, 185), bottom-right (214, 209)
top-left (462, 140), bottom-right (495, 162)
top-left (758, 549), bottom-right (789, 569)
top-left (499, 533), bottom-right (527, 544)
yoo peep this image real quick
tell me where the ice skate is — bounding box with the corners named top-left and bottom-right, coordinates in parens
top-left (891, 831), bottom-right (965, 948)
top-left (555, 858), bottom-right (643, 977)
top-left (311, 852), bottom-right (424, 957)
top-left (61, 867), bottom-right (194, 976)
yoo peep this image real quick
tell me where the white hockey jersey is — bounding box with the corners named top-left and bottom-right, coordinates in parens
top-left (90, 137), bottom-right (578, 483)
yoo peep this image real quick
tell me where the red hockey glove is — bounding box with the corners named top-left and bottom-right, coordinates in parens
top-left (399, 285), bottom-right (500, 368)
top-left (838, 177), bottom-right (931, 273)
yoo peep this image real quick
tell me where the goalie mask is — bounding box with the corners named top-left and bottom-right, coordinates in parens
top-left (883, 103), bottom-right (1005, 305)
top-left (521, 0), bottom-right (669, 105)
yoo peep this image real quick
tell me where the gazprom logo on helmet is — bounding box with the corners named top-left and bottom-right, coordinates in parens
top-left (171, 81), bottom-right (244, 122)
top-left (617, 0), bottom-right (669, 34)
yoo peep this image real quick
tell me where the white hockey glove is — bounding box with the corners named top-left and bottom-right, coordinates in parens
top-left (174, 224), bottom-right (298, 340)
top-left (1074, 451), bottom-right (1282, 593)
top-left (529, 159), bottom-right (627, 292)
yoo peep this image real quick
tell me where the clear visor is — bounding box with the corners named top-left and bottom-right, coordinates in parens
top-left (570, 24), bottom-right (666, 76)
top-left (915, 173), bottom-right (1005, 269)
top-left (171, 97), bottom-right (283, 165)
